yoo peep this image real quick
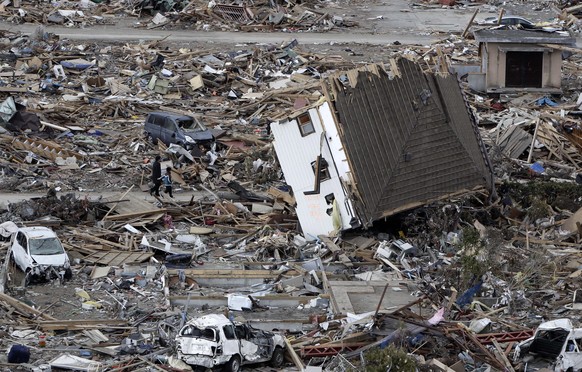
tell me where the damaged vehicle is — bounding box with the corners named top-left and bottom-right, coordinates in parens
top-left (144, 112), bottom-right (214, 152)
top-left (175, 314), bottom-right (285, 371)
top-left (514, 318), bottom-right (582, 371)
top-left (10, 226), bottom-right (72, 285)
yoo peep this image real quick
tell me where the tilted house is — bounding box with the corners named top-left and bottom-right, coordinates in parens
top-left (471, 29), bottom-right (575, 93)
top-left (271, 58), bottom-right (494, 239)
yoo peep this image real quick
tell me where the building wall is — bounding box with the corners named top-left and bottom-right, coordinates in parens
top-left (482, 42), bottom-right (561, 90)
top-left (270, 102), bottom-right (357, 240)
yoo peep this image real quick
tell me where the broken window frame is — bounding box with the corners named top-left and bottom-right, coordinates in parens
top-left (179, 325), bottom-right (217, 342)
top-left (163, 117), bottom-right (176, 130)
top-left (16, 232), bottom-right (26, 249)
top-left (223, 325), bottom-right (236, 340)
top-left (297, 113), bottom-right (315, 137)
top-left (311, 158), bottom-right (331, 182)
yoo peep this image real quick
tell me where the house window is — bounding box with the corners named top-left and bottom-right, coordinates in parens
top-left (311, 158), bottom-right (330, 182)
top-left (505, 51), bottom-right (543, 88)
top-left (297, 113), bottom-right (315, 136)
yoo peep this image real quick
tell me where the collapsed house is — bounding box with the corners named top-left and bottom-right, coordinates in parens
top-left (271, 59), bottom-right (495, 239)
top-left (471, 29), bottom-right (575, 93)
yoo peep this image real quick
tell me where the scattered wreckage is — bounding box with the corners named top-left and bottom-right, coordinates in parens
top-left (176, 313), bottom-right (285, 371)
top-left (515, 319), bottom-right (582, 372)
top-left (0, 7), bottom-right (582, 372)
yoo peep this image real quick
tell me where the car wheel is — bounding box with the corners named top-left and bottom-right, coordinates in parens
top-left (146, 133), bottom-right (157, 145)
top-left (270, 346), bottom-right (284, 368)
top-left (224, 355), bottom-right (241, 372)
top-left (64, 268), bottom-right (73, 280)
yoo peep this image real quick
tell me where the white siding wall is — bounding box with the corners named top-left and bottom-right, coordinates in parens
top-left (271, 104), bottom-right (356, 240)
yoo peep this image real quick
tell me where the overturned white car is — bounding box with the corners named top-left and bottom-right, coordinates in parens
top-left (10, 226), bottom-right (72, 285)
top-left (176, 314), bottom-right (285, 372)
top-left (514, 318), bottom-right (582, 371)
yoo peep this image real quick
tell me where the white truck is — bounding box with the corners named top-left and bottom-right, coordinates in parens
top-left (175, 314), bottom-right (285, 372)
top-left (514, 318), bottom-right (582, 371)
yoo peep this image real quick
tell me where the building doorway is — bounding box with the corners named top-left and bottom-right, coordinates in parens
top-left (505, 51), bottom-right (543, 88)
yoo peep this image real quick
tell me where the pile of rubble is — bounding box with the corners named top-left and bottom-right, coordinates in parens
top-left (0, 0), bottom-right (357, 32)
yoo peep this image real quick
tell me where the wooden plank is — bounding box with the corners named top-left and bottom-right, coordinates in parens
top-left (527, 119), bottom-right (540, 163)
top-left (284, 337), bottom-right (304, 371)
top-left (101, 185), bottom-right (134, 220)
top-left (318, 235), bottom-right (341, 253)
top-left (0, 292), bottom-right (56, 321)
top-left (492, 339), bottom-right (516, 372)
top-left (462, 8), bottom-right (479, 38)
top-left (74, 232), bottom-right (129, 250)
top-left (167, 269), bottom-right (281, 278)
top-left (267, 186), bottom-right (296, 205)
top-left (82, 251), bottom-right (154, 266)
top-left (103, 210), bottom-right (167, 221)
top-left (0, 86), bottom-right (28, 92)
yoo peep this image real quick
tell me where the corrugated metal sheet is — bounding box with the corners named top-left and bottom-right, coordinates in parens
top-left (330, 58), bottom-right (493, 225)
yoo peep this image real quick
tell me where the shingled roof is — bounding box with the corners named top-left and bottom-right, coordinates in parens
top-left (328, 58), bottom-right (494, 226)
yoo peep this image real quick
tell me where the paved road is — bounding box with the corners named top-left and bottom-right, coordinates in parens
top-left (0, 0), bottom-right (484, 48)
top-left (0, 20), bottom-right (442, 45)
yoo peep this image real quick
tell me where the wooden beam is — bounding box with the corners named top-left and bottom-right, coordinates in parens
top-left (101, 184), bottom-right (134, 221)
top-left (103, 210), bottom-right (167, 221)
top-left (73, 232), bottom-right (129, 250)
top-left (318, 235), bottom-right (341, 253)
top-left (462, 8), bottom-right (479, 39)
top-left (166, 269), bottom-right (282, 278)
top-left (492, 339), bottom-right (516, 372)
top-left (496, 8), bottom-right (505, 24)
top-left (527, 118), bottom-right (540, 164)
top-left (0, 292), bottom-right (56, 321)
top-left (284, 337), bottom-right (304, 371)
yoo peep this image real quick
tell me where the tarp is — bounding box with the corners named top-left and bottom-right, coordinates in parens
top-left (0, 96), bottom-right (17, 123)
top-left (0, 221), bottom-right (18, 238)
top-left (7, 111), bottom-right (42, 133)
top-left (49, 353), bottom-right (102, 371)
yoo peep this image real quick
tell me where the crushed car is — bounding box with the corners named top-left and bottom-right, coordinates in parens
top-left (514, 318), bottom-right (582, 371)
top-left (175, 314), bottom-right (285, 372)
top-left (10, 226), bottom-right (72, 285)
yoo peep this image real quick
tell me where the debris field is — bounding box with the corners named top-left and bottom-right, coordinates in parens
top-left (0, 0), bottom-right (582, 371)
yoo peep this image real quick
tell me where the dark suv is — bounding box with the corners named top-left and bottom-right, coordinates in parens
top-left (144, 112), bottom-right (214, 150)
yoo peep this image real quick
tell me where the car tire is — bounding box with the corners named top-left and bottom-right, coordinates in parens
top-left (146, 133), bottom-right (157, 145)
top-left (64, 268), bottom-right (73, 280)
top-left (224, 355), bottom-right (241, 372)
top-left (270, 346), bottom-right (284, 368)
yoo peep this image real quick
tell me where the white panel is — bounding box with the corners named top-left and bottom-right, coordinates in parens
top-left (318, 102), bottom-right (351, 177)
top-left (271, 104), bottom-right (358, 240)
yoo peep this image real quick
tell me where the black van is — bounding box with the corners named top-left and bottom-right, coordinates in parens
top-left (144, 112), bottom-right (214, 150)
